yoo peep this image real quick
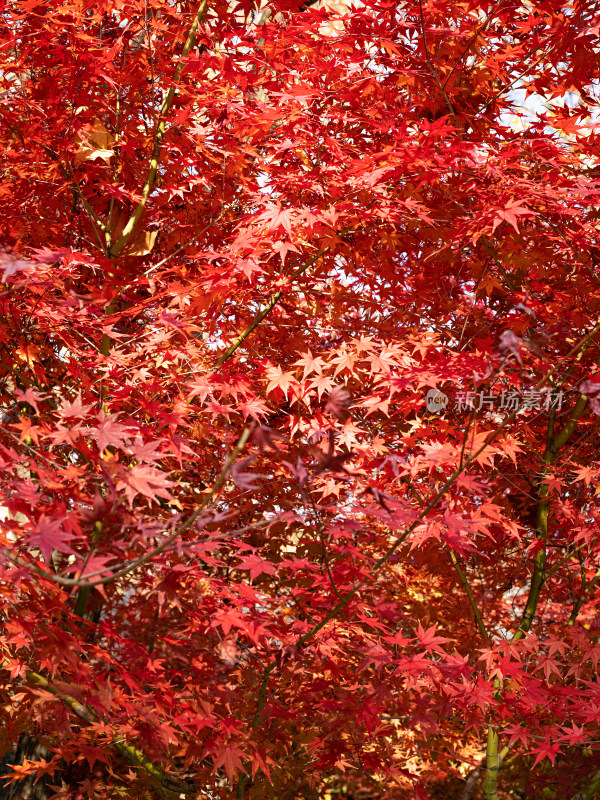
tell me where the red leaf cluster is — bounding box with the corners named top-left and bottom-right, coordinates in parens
top-left (1, 1), bottom-right (600, 798)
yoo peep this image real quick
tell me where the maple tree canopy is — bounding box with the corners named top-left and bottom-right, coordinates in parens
top-left (2, 0), bottom-right (600, 798)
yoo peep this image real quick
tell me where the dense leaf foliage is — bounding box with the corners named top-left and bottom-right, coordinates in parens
top-left (1, 0), bottom-right (600, 798)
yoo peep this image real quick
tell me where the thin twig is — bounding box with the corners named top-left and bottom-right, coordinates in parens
top-left (448, 549), bottom-right (489, 641)
top-left (216, 245), bottom-right (331, 365)
top-left (143, 210), bottom-right (226, 276)
top-left (417, 0), bottom-right (458, 128)
top-left (10, 428), bottom-right (251, 589)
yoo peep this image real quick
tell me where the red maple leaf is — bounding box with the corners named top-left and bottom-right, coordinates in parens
top-left (28, 516), bottom-right (75, 562)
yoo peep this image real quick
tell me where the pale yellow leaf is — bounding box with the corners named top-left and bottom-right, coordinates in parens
top-left (126, 230), bottom-right (157, 257)
top-left (75, 119), bottom-right (115, 163)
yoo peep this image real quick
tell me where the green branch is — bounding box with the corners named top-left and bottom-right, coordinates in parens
top-left (448, 549), bottom-right (488, 641)
top-left (482, 728), bottom-right (511, 800)
top-left (511, 390), bottom-right (589, 643)
top-left (109, 0), bottom-right (210, 257)
top-left (24, 669), bottom-right (194, 797)
top-left (217, 245), bottom-right (331, 366)
top-left (483, 372), bottom-right (594, 797)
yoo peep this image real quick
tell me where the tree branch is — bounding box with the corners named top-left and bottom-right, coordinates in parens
top-left (9, 427), bottom-right (251, 589)
top-left (448, 549), bottom-right (489, 641)
top-left (511, 390), bottom-right (590, 643)
top-left (108, 0), bottom-right (210, 257)
top-left (216, 245), bottom-right (331, 365)
top-left (23, 669), bottom-right (195, 797)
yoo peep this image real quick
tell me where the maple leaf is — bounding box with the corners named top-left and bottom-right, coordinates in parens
top-left (324, 386), bottom-right (352, 418)
top-left (14, 387), bottom-right (46, 413)
top-left (415, 623), bottom-right (451, 653)
top-left (255, 203), bottom-right (295, 236)
top-left (572, 465), bottom-right (598, 486)
top-left (535, 653), bottom-right (562, 681)
top-left (4, 758), bottom-right (51, 783)
top-left (462, 676), bottom-right (495, 712)
top-left (186, 376), bottom-right (215, 403)
top-left (265, 365), bottom-right (297, 398)
top-left (531, 738), bottom-right (561, 766)
top-left (212, 744), bottom-right (246, 784)
top-left (309, 373), bottom-right (336, 399)
top-left (361, 486), bottom-right (394, 511)
top-left (359, 393), bottom-right (391, 417)
top-left (421, 441), bottom-right (457, 469)
top-left (28, 515), bottom-right (75, 562)
top-left (283, 457), bottom-right (308, 491)
top-left (15, 415), bottom-right (42, 445)
top-left (541, 474), bottom-right (563, 495)
top-left (331, 349), bottom-right (359, 377)
top-left (250, 749), bottom-right (274, 781)
top-left (58, 394), bottom-right (92, 420)
top-left (0, 249), bottom-right (32, 281)
top-left (467, 431), bottom-right (498, 467)
top-left (272, 240), bottom-right (299, 265)
top-left (212, 610), bottom-right (245, 635)
top-left (308, 431), bottom-right (354, 475)
top-left (236, 554), bottom-right (276, 581)
top-left (293, 349), bottom-right (323, 379)
top-left (492, 199), bottom-right (534, 234)
top-left (237, 257), bottom-right (264, 280)
top-left (231, 456), bottom-right (266, 490)
top-left (91, 413), bottom-right (132, 450)
top-left (559, 723), bottom-right (586, 745)
top-left (237, 397), bottom-right (269, 421)
top-left (127, 437), bottom-right (164, 464)
top-left (499, 330), bottom-right (522, 363)
top-left (545, 637), bottom-right (568, 657)
top-left (580, 378), bottom-right (600, 414)
top-left (249, 424), bottom-right (287, 451)
top-left (360, 643), bottom-right (392, 670)
top-left (118, 466), bottom-right (175, 505)
top-left (498, 435), bottom-right (524, 465)
top-left (206, 400), bottom-right (234, 421)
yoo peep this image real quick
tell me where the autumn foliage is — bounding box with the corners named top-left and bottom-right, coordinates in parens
top-left (2, 0), bottom-right (600, 798)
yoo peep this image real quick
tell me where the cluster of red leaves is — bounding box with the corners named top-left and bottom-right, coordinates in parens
top-left (1, 0), bottom-right (600, 799)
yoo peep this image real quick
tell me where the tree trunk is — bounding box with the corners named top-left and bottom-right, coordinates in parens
top-left (0, 735), bottom-right (57, 800)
